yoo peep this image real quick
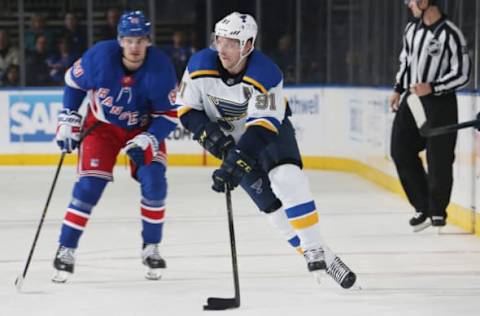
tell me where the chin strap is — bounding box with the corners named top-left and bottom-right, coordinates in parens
top-left (230, 46), bottom-right (254, 72)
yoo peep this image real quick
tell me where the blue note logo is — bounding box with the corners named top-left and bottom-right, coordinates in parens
top-left (9, 94), bottom-right (63, 142)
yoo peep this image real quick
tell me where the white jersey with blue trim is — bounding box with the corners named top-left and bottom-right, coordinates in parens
top-left (176, 48), bottom-right (285, 142)
top-left (64, 40), bottom-right (178, 131)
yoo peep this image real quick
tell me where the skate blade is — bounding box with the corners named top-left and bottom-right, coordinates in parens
top-left (52, 271), bottom-right (70, 283)
top-left (145, 268), bottom-right (162, 280)
top-left (412, 220), bottom-right (432, 232)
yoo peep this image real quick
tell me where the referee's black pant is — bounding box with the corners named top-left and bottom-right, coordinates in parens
top-left (390, 92), bottom-right (458, 218)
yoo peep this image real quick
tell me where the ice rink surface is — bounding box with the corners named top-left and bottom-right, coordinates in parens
top-left (1, 165), bottom-right (480, 316)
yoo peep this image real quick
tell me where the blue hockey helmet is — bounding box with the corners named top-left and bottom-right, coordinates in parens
top-left (117, 11), bottom-right (151, 37)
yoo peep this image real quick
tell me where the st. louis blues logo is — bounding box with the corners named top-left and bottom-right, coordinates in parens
top-left (207, 95), bottom-right (248, 131)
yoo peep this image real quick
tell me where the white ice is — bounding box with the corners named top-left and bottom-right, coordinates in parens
top-left (1, 166), bottom-right (480, 316)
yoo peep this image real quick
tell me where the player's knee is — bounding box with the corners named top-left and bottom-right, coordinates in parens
top-left (240, 171), bottom-right (281, 213)
top-left (139, 163), bottom-right (167, 200)
top-left (261, 198), bottom-right (282, 214)
top-left (269, 164), bottom-right (312, 205)
top-left (72, 176), bottom-right (108, 205)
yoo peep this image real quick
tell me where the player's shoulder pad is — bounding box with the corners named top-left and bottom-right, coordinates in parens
top-left (243, 50), bottom-right (283, 94)
top-left (143, 47), bottom-right (177, 99)
top-left (187, 48), bottom-right (219, 79)
top-left (144, 46), bottom-right (175, 73)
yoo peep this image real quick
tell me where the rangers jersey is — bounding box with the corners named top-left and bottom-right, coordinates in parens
top-left (176, 48), bottom-right (285, 142)
top-left (64, 40), bottom-right (178, 141)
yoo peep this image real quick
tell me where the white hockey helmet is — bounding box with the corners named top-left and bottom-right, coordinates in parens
top-left (214, 12), bottom-right (257, 52)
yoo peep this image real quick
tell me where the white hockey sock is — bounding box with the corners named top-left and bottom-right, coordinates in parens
top-left (269, 164), bottom-right (325, 251)
top-left (263, 208), bottom-right (302, 253)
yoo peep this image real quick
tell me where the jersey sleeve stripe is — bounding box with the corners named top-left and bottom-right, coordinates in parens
top-left (64, 68), bottom-right (84, 90)
top-left (190, 70), bottom-right (220, 79)
top-left (177, 105), bottom-right (193, 117)
top-left (245, 118), bottom-right (279, 133)
top-left (151, 110), bottom-right (178, 118)
top-left (247, 116), bottom-right (281, 128)
top-left (242, 76), bottom-right (268, 94)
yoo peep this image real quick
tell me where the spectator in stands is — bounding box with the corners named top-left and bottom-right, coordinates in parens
top-left (61, 12), bottom-right (87, 55)
top-left (26, 35), bottom-right (51, 86)
top-left (1, 64), bottom-right (19, 86)
top-left (99, 8), bottom-right (120, 41)
top-left (47, 37), bottom-right (79, 85)
top-left (0, 29), bottom-right (19, 79)
top-left (25, 14), bottom-right (54, 53)
top-left (162, 30), bottom-right (195, 80)
top-left (271, 34), bottom-right (295, 83)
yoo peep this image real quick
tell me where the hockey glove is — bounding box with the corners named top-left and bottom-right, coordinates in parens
top-left (56, 109), bottom-right (82, 153)
top-left (193, 121), bottom-right (235, 159)
top-left (125, 132), bottom-right (159, 167)
top-left (212, 149), bottom-right (255, 192)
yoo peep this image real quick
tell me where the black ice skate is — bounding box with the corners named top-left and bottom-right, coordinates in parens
top-left (431, 215), bottom-right (446, 233)
top-left (303, 247), bottom-right (327, 283)
top-left (431, 216), bottom-right (446, 227)
top-left (142, 243), bottom-right (166, 280)
top-left (52, 245), bottom-right (75, 283)
top-left (326, 256), bottom-right (357, 289)
top-left (409, 211), bottom-right (431, 232)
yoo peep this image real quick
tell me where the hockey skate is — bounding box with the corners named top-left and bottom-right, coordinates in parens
top-left (410, 211), bottom-right (431, 232)
top-left (52, 245), bottom-right (75, 283)
top-left (431, 216), bottom-right (446, 234)
top-left (303, 247), bottom-right (327, 283)
top-left (326, 256), bottom-right (357, 289)
top-left (142, 243), bottom-right (166, 280)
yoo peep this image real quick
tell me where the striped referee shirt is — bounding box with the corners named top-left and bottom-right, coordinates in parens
top-left (394, 15), bottom-right (471, 95)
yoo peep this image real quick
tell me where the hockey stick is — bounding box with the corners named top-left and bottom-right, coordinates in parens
top-left (203, 187), bottom-right (241, 310)
top-left (14, 122), bottom-right (100, 291)
top-left (420, 119), bottom-right (479, 137)
top-left (406, 94), bottom-right (427, 129)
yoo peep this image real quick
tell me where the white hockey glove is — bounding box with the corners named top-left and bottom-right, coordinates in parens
top-left (56, 109), bottom-right (82, 153)
top-left (125, 132), bottom-right (159, 166)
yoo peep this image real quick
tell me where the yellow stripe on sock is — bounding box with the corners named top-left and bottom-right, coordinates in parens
top-left (289, 212), bottom-right (319, 230)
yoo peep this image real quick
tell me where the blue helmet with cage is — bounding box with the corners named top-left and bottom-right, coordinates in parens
top-left (117, 10), bottom-right (151, 38)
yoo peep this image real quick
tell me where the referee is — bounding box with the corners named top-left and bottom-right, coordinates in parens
top-left (389, 0), bottom-right (471, 232)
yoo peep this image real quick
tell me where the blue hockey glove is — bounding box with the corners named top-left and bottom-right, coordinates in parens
top-left (125, 132), bottom-right (159, 167)
top-left (56, 109), bottom-right (82, 153)
top-left (193, 121), bottom-right (235, 159)
top-left (212, 149), bottom-right (255, 192)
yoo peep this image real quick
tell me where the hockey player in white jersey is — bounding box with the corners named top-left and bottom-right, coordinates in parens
top-left (177, 12), bottom-right (356, 289)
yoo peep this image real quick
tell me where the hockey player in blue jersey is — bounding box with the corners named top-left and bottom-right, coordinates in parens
top-left (52, 11), bottom-right (178, 282)
top-left (176, 12), bottom-right (356, 289)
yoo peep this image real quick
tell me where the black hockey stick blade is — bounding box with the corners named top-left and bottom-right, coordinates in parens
top-left (14, 275), bottom-right (24, 292)
top-left (420, 119), bottom-right (479, 137)
top-left (203, 297), bottom-right (240, 310)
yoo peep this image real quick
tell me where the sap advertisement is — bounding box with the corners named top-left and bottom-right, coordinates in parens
top-left (9, 93), bottom-right (63, 142)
